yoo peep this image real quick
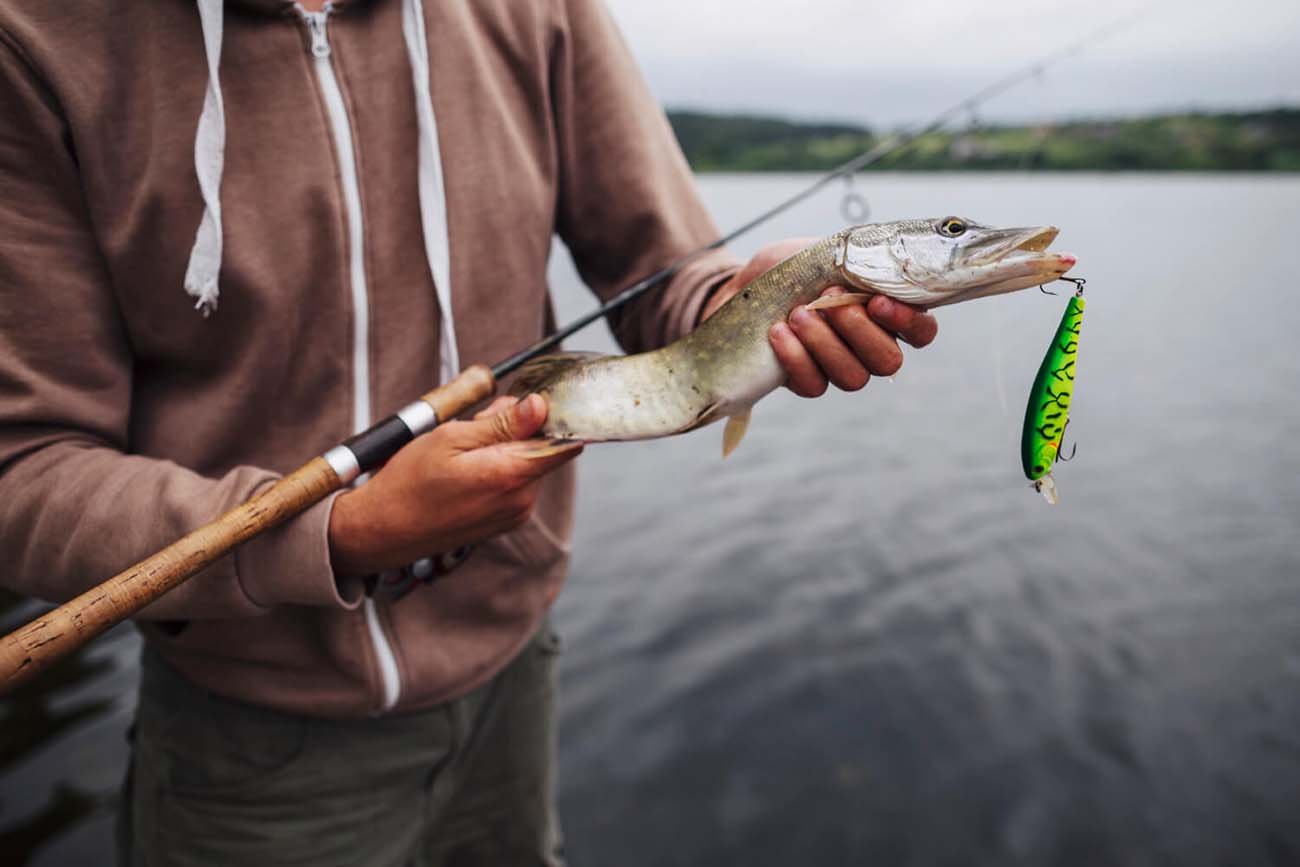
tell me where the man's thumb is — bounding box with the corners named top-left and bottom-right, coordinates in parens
top-left (461, 393), bottom-right (547, 446)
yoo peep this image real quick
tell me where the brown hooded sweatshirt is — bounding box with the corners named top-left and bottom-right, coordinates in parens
top-left (0, 0), bottom-right (738, 716)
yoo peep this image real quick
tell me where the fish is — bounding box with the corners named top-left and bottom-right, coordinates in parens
top-left (511, 217), bottom-right (1076, 456)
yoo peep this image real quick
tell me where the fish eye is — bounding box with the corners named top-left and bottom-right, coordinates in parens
top-left (938, 217), bottom-right (967, 237)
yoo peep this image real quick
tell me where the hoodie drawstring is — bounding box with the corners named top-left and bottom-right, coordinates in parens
top-left (400, 0), bottom-right (460, 384)
top-left (185, 0), bottom-right (226, 317)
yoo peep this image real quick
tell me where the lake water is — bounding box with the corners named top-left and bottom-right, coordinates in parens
top-left (3, 173), bottom-right (1299, 866)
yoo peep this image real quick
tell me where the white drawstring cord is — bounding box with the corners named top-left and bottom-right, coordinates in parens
top-left (184, 0), bottom-right (227, 316)
top-left (402, 0), bottom-right (460, 383)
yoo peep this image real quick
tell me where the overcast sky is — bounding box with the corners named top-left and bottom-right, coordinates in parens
top-left (605, 0), bottom-right (1300, 127)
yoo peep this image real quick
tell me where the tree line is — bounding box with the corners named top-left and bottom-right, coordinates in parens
top-left (667, 108), bottom-right (1300, 172)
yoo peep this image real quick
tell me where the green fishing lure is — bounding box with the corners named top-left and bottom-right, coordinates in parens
top-left (1022, 284), bottom-right (1084, 504)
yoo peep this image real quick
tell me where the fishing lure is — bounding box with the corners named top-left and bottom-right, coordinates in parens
top-left (1022, 280), bottom-right (1085, 504)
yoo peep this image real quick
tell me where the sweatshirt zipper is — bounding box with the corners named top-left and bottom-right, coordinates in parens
top-left (298, 4), bottom-right (403, 713)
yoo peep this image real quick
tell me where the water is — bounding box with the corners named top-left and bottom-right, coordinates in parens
top-left (3, 174), bottom-right (1299, 865)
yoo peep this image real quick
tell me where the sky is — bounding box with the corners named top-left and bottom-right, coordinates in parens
top-left (604, 0), bottom-right (1300, 128)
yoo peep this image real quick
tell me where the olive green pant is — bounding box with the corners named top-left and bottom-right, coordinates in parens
top-left (117, 626), bottom-right (565, 866)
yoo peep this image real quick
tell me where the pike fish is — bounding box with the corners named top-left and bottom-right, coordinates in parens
top-left (512, 217), bottom-right (1076, 456)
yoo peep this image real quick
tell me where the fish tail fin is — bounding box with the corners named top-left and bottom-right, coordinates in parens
top-left (508, 351), bottom-right (608, 397)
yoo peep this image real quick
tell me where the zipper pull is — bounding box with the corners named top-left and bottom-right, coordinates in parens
top-left (303, 12), bottom-right (331, 59)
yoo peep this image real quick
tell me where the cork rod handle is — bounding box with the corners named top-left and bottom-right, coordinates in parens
top-left (421, 363), bottom-right (495, 420)
top-left (0, 366), bottom-right (499, 694)
top-left (0, 457), bottom-right (343, 692)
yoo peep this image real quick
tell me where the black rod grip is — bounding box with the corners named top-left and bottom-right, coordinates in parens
top-left (343, 416), bottom-right (414, 471)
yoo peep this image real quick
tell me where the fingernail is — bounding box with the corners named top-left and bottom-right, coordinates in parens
top-left (517, 393), bottom-right (542, 425)
top-left (823, 286), bottom-right (844, 298)
top-left (791, 307), bottom-right (812, 326)
top-left (771, 321), bottom-right (791, 339)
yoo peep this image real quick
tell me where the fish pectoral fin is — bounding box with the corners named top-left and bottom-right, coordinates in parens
top-left (508, 351), bottom-right (608, 397)
top-left (670, 400), bottom-right (725, 436)
top-left (804, 292), bottom-right (875, 312)
top-left (721, 409), bottom-right (752, 458)
top-left (514, 438), bottom-right (586, 460)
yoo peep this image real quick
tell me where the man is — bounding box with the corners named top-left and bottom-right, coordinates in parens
top-left (0, 0), bottom-right (936, 864)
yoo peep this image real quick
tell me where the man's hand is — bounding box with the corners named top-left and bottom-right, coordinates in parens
top-left (702, 238), bottom-right (939, 397)
top-left (328, 395), bottom-right (581, 577)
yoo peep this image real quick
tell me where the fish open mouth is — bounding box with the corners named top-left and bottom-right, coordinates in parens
top-left (1013, 226), bottom-right (1058, 254)
top-left (969, 225), bottom-right (1061, 265)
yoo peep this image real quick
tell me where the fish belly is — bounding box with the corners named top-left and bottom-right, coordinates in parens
top-left (539, 352), bottom-right (719, 442)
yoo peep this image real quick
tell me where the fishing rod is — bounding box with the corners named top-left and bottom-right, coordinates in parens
top-left (0, 6), bottom-right (1158, 691)
top-left (495, 1), bottom-right (1162, 376)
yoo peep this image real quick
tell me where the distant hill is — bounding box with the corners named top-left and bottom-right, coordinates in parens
top-left (665, 108), bottom-right (1300, 172)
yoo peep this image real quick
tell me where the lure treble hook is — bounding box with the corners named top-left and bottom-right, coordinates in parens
top-left (1055, 420), bottom-right (1078, 463)
top-left (1041, 276), bottom-right (1086, 297)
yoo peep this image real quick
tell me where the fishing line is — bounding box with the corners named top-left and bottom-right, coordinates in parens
top-left (494, 1), bottom-right (1165, 379)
